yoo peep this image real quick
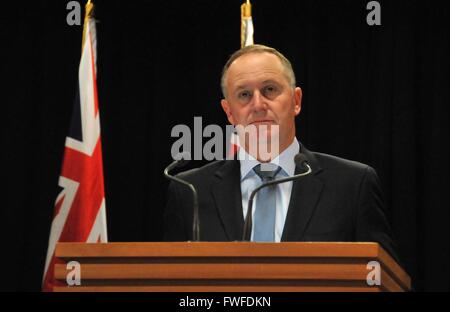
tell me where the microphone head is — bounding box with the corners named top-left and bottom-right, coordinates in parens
top-left (174, 152), bottom-right (191, 168)
top-left (294, 153), bottom-right (309, 170)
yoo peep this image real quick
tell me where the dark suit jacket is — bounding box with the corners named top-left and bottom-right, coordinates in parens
top-left (164, 144), bottom-right (400, 262)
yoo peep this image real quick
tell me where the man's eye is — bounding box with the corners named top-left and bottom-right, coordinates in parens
top-left (238, 91), bottom-right (251, 99)
top-left (264, 85), bottom-right (277, 94)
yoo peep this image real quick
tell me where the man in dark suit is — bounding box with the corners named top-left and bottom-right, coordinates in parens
top-left (164, 44), bottom-right (399, 262)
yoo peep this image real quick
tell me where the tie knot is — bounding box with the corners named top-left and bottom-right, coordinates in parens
top-left (253, 164), bottom-right (281, 182)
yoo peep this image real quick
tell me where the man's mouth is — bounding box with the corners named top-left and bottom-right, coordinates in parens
top-left (249, 120), bottom-right (276, 125)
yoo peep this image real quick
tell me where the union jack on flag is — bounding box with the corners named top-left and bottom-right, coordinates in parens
top-left (42, 1), bottom-right (107, 291)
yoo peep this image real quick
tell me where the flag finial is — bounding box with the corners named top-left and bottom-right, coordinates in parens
top-left (82, 0), bottom-right (95, 51)
top-left (241, 0), bottom-right (254, 48)
top-left (242, 0), bottom-right (252, 18)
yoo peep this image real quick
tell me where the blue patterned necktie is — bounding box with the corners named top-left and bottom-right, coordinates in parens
top-left (252, 164), bottom-right (281, 242)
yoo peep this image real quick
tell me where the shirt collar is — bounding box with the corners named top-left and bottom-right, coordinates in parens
top-left (238, 138), bottom-right (300, 181)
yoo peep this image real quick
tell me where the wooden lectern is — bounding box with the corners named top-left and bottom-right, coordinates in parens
top-left (54, 242), bottom-right (410, 292)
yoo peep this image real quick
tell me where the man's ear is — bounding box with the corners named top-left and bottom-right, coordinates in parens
top-left (221, 99), bottom-right (235, 125)
top-left (293, 87), bottom-right (302, 116)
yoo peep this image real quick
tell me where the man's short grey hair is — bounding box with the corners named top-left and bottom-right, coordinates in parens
top-left (221, 44), bottom-right (297, 98)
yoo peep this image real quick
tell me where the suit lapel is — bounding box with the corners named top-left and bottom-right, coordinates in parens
top-left (211, 160), bottom-right (244, 241)
top-left (281, 145), bottom-right (324, 241)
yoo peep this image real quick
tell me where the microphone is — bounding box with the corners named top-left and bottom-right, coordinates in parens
top-left (163, 152), bottom-right (200, 242)
top-left (242, 153), bottom-right (312, 241)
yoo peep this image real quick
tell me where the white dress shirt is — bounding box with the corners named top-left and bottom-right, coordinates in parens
top-left (238, 138), bottom-right (300, 242)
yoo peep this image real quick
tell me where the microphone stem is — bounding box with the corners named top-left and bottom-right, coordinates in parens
top-left (164, 167), bottom-right (200, 242)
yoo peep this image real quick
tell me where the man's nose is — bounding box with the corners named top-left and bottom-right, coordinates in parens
top-left (251, 90), bottom-right (267, 112)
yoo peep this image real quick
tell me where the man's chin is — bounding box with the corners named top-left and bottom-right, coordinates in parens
top-left (252, 135), bottom-right (281, 159)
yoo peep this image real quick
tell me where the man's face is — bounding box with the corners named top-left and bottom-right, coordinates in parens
top-left (221, 52), bottom-right (302, 157)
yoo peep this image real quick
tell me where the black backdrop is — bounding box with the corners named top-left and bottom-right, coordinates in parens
top-left (1, 0), bottom-right (449, 291)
